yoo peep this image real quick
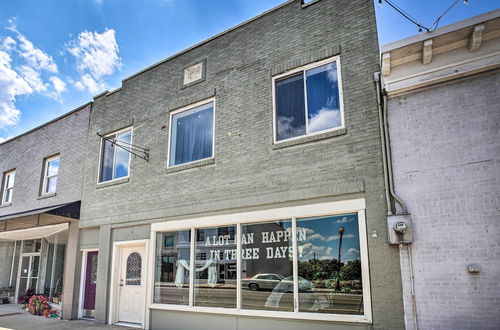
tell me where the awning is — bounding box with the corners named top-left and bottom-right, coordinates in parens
top-left (0, 223), bottom-right (68, 241)
top-left (0, 201), bottom-right (81, 221)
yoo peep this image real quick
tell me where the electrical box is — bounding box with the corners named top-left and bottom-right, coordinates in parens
top-left (387, 214), bottom-right (413, 244)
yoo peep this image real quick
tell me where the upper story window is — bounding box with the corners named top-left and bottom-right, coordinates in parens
top-left (42, 155), bottom-right (60, 195)
top-left (99, 127), bottom-right (133, 183)
top-left (273, 56), bottom-right (344, 143)
top-left (1, 170), bottom-right (15, 205)
top-left (168, 99), bottom-right (215, 167)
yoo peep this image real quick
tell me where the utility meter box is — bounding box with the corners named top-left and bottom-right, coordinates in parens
top-left (387, 214), bottom-right (413, 244)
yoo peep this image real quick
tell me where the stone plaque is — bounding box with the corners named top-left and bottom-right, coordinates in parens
top-left (183, 62), bottom-right (204, 86)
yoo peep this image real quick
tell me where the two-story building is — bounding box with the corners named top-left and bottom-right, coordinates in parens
top-left (76, 0), bottom-right (405, 329)
top-left (0, 103), bottom-right (91, 319)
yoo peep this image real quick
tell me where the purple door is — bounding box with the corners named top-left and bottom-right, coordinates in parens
top-left (83, 251), bottom-right (98, 310)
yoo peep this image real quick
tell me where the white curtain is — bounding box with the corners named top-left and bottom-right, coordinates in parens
top-left (175, 259), bottom-right (218, 288)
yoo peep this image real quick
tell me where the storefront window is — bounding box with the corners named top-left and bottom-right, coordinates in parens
top-left (241, 220), bottom-right (293, 311)
top-left (0, 240), bottom-right (19, 297)
top-left (297, 214), bottom-right (363, 314)
top-left (43, 230), bottom-right (68, 304)
top-left (154, 230), bottom-right (191, 305)
top-left (152, 208), bottom-right (367, 320)
top-left (194, 226), bottom-right (236, 308)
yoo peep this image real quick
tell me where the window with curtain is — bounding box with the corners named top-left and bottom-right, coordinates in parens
top-left (99, 128), bottom-right (132, 182)
top-left (153, 212), bottom-right (366, 319)
top-left (169, 101), bottom-right (214, 167)
top-left (274, 57), bottom-right (343, 142)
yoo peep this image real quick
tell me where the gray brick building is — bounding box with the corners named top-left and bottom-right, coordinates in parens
top-left (0, 103), bottom-right (91, 319)
top-left (76, 0), bottom-right (405, 329)
top-left (381, 10), bottom-right (500, 330)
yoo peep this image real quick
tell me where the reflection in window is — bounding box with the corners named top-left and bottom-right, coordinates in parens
top-left (241, 220), bottom-right (294, 311)
top-left (296, 214), bottom-right (363, 314)
top-left (99, 128), bottom-right (132, 182)
top-left (42, 156), bottom-right (59, 194)
top-left (194, 226), bottom-right (236, 308)
top-left (154, 230), bottom-right (191, 305)
top-left (43, 230), bottom-right (68, 303)
top-left (275, 59), bottom-right (343, 141)
top-left (169, 101), bottom-right (214, 167)
top-left (126, 252), bottom-right (142, 285)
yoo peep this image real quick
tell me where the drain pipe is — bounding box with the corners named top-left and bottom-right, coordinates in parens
top-left (374, 72), bottom-right (393, 215)
top-left (374, 72), bottom-right (418, 330)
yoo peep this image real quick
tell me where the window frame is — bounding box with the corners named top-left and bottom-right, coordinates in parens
top-left (41, 154), bottom-right (60, 195)
top-left (97, 126), bottom-right (134, 184)
top-left (147, 199), bottom-right (371, 324)
top-left (167, 98), bottom-right (216, 169)
top-left (272, 56), bottom-right (345, 144)
top-left (1, 169), bottom-right (16, 205)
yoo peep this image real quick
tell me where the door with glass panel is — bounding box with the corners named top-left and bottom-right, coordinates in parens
top-left (117, 246), bottom-right (145, 325)
top-left (17, 255), bottom-right (40, 296)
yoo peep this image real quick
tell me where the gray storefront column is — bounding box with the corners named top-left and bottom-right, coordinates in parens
top-left (61, 220), bottom-right (80, 320)
top-left (95, 225), bottom-right (111, 324)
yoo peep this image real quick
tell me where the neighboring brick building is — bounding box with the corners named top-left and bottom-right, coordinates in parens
top-left (381, 10), bottom-right (500, 330)
top-left (76, 0), bottom-right (405, 329)
top-left (0, 103), bottom-right (91, 319)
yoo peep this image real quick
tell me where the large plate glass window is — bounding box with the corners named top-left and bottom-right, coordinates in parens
top-left (169, 101), bottom-right (214, 167)
top-left (42, 155), bottom-right (60, 194)
top-left (1, 170), bottom-right (15, 205)
top-left (154, 230), bottom-right (191, 305)
top-left (193, 226), bottom-right (236, 308)
top-left (274, 58), bottom-right (343, 142)
top-left (241, 220), bottom-right (294, 311)
top-left (99, 128), bottom-right (132, 182)
top-left (296, 214), bottom-right (363, 314)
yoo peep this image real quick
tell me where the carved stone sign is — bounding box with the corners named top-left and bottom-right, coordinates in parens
top-left (183, 62), bottom-right (204, 86)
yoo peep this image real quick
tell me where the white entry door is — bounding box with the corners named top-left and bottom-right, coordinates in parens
top-left (117, 245), bottom-right (146, 325)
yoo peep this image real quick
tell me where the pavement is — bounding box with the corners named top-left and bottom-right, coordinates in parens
top-left (0, 303), bottom-right (136, 330)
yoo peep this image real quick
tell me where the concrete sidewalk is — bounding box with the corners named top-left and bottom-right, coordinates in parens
top-left (0, 304), bottom-right (135, 330)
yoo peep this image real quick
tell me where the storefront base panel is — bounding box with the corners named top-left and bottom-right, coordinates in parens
top-left (150, 310), bottom-right (370, 330)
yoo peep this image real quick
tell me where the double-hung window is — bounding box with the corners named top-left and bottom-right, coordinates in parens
top-left (99, 128), bottom-right (133, 183)
top-left (273, 56), bottom-right (344, 142)
top-left (168, 99), bottom-right (215, 167)
top-left (1, 170), bottom-right (15, 205)
top-left (42, 155), bottom-right (60, 195)
top-left (152, 200), bottom-right (371, 323)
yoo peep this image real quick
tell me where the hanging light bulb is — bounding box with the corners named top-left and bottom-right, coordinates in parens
top-left (463, 0), bottom-right (468, 5)
top-left (378, 0), bottom-right (383, 8)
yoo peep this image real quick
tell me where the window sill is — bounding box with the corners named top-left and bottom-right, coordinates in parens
top-left (38, 192), bottom-right (56, 200)
top-left (166, 158), bottom-right (215, 174)
top-left (0, 203), bottom-right (12, 208)
top-left (273, 128), bottom-right (347, 149)
top-left (96, 177), bottom-right (129, 189)
top-left (148, 304), bottom-right (371, 324)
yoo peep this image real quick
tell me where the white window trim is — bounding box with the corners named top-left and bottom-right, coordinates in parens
top-left (2, 170), bottom-right (15, 205)
top-left (272, 55), bottom-right (346, 144)
top-left (147, 198), bottom-right (372, 324)
top-left (166, 97), bottom-right (216, 169)
top-left (41, 155), bottom-right (60, 195)
top-left (97, 126), bottom-right (134, 184)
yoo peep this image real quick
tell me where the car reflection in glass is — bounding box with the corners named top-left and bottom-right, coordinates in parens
top-left (242, 273), bottom-right (313, 292)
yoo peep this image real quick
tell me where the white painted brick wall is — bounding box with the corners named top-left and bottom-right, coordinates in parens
top-left (389, 71), bottom-right (500, 330)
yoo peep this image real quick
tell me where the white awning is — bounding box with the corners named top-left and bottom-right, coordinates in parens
top-left (0, 223), bottom-right (68, 241)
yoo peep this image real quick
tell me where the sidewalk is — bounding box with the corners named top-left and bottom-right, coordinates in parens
top-left (0, 304), bottom-right (135, 330)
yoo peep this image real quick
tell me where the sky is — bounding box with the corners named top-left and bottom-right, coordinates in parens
top-left (0, 0), bottom-right (498, 142)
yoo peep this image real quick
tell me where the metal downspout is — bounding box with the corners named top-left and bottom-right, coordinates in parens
top-left (373, 72), bottom-right (393, 215)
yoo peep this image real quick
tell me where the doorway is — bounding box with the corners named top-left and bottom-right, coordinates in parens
top-left (110, 241), bottom-right (147, 328)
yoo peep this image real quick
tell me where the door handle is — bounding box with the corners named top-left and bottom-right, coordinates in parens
top-left (120, 279), bottom-right (124, 287)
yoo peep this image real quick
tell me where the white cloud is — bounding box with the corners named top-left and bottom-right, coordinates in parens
top-left (335, 217), bottom-right (354, 224)
top-left (49, 76), bottom-right (66, 94)
top-left (17, 33), bottom-right (58, 73)
top-left (325, 233), bottom-right (354, 241)
top-left (308, 233), bottom-right (326, 241)
top-left (0, 50), bottom-right (31, 128)
top-left (67, 29), bottom-right (121, 94)
top-left (1, 36), bottom-right (16, 52)
top-left (347, 248), bottom-right (360, 254)
top-left (19, 65), bottom-right (48, 92)
top-left (308, 108), bottom-right (341, 133)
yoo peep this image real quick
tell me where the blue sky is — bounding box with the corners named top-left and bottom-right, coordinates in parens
top-left (0, 0), bottom-right (498, 142)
